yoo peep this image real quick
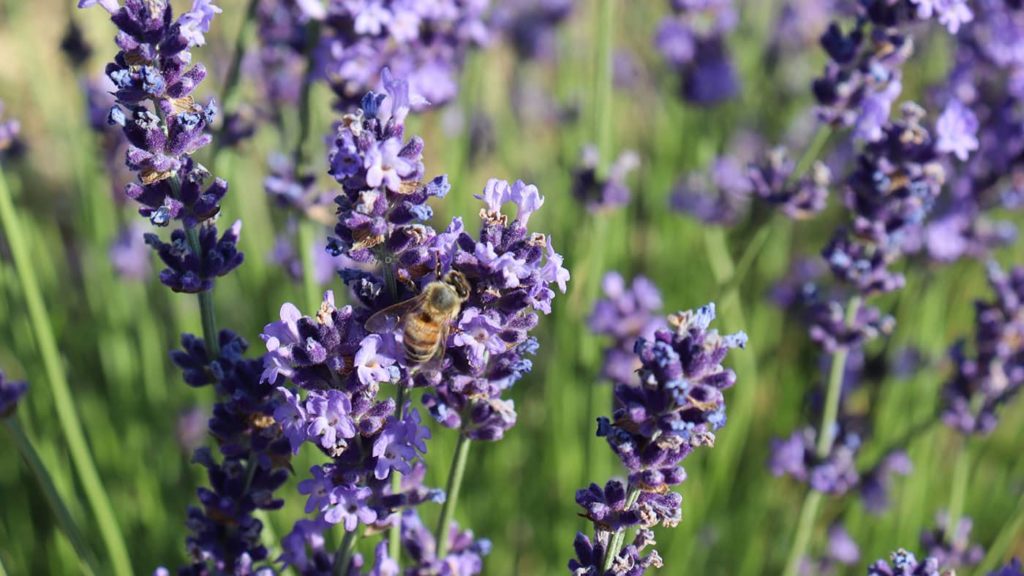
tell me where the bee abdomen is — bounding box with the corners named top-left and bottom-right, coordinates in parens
top-left (403, 323), bottom-right (441, 364)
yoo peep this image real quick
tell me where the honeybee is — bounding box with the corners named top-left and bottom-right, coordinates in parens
top-left (364, 271), bottom-right (471, 367)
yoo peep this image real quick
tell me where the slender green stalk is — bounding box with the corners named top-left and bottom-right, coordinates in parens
top-left (601, 488), bottom-right (641, 571)
top-left (435, 434), bottom-right (472, 558)
top-left (184, 225), bottom-right (221, 359)
top-left (294, 21), bottom-right (323, 172)
top-left (946, 441), bottom-right (970, 543)
top-left (782, 491), bottom-right (824, 576)
top-left (3, 418), bottom-right (99, 576)
top-left (210, 0), bottom-right (260, 156)
top-left (0, 553), bottom-right (7, 576)
top-left (975, 488), bottom-right (1024, 575)
top-left (593, 0), bottom-right (615, 177)
top-left (790, 126), bottom-right (832, 185)
top-left (0, 164), bottom-right (132, 576)
top-left (782, 296), bottom-right (862, 576)
top-left (389, 386), bottom-right (408, 567)
top-left (333, 529), bottom-right (359, 576)
top-left (297, 219), bottom-right (321, 312)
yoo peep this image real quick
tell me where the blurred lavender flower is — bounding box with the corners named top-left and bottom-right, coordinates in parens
top-left (270, 230), bottom-right (343, 286)
top-left (747, 147), bottom-right (831, 220)
top-left (867, 548), bottom-right (941, 576)
top-left (670, 156), bottom-right (751, 226)
top-left (109, 223), bottom-right (153, 281)
top-left (935, 99), bottom-right (979, 161)
top-left (570, 304), bottom-right (746, 573)
top-left (769, 426), bottom-right (860, 495)
top-left (494, 0), bottom-right (573, 61)
top-left (258, 0), bottom-right (490, 110)
top-left (800, 523), bottom-right (861, 576)
top-left (572, 146), bottom-right (641, 212)
top-left (588, 272), bottom-right (665, 387)
top-left (175, 406), bottom-right (209, 454)
top-left (860, 450), bottom-right (912, 513)
top-left (942, 262), bottom-right (1024, 435)
top-left (399, 508), bottom-right (491, 575)
top-left (919, 512), bottom-right (984, 569)
top-left (991, 559), bottom-right (1024, 576)
top-left (0, 371), bottom-right (28, 417)
top-left (0, 100), bottom-right (23, 155)
top-left (82, 0), bottom-right (243, 294)
top-left (655, 0), bottom-right (740, 105)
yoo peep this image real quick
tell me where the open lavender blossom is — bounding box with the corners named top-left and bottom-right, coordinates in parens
top-left (571, 146), bottom-right (641, 212)
top-left (747, 147), bottom-right (831, 220)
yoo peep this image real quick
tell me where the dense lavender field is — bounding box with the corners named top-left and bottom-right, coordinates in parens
top-left (0, 0), bottom-right (1023, 574)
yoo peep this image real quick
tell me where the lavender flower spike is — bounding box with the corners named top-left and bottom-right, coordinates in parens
top-left (570, 302), bottom-right (746, 574)
top-left (867, 548), bottom-right (941, 576)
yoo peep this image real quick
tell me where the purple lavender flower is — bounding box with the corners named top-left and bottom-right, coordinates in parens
top-left (270, 228), bottom-right (344, 286)
top-left (747, 147), bottom-right (831, 220)
top-left (991, 559), bottom-right (1024, 576)
top-left (919, 512), bottom-right (985, 569)
top-left (494, 0), bottom-right (573, 61)
top-left (942, 262), bottom-right (1024, 435)
top-left (171, 330), bottom-right (291, 574)
top-left (935, 99), bottom-right (979, 161)
top-left (0, 371), bottom-right (28, 417)
top-left (82, 0), bottom-right (243, 294)
top-left (588, 272), bottom-right (665, 386)
top-left (0, 100), bottom-right (22, 154)
top-left (867, 549), bottom-right (941, 576)
top-left (860, 450), bottom-right (912, 513)
top-left (800, 523), bottom-right (861, 575)
top-left (109, 223), bottom-right (152, 281)
top-left (570, 304), bottom-right (745, 574)
top-left (670, 155), bottom-right (751, 226)
top-left (572, 146), bottom-right (641, 212)
top-left (400, 508), bottom-right (491, 576)
top-left (655, 0), bottom-right (740, 105)
top-left (769, 426), bottom-right (861, 495)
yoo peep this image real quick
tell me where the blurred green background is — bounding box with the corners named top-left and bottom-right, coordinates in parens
top-left (0, 0), bottom-right (1022, 574)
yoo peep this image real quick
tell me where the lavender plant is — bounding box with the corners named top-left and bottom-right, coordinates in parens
top-left (261, 69), bottom-right (568, 572)
top-left (654, 0), bottom-right (740, 106)
top-left (570, 303), bottom-right (747, 574)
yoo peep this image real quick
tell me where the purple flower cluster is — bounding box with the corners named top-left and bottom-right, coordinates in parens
top-left (747, 147), bottom-right (831, 220)
top-left (919, 512), bottom-right (984, 569)
top-left (0, 371), bottom-right (28, 417)
top-left (670, 155), bottom-right (751, 226)
top-left (81, 0), bottom-right (243, 294)
top-left (588, 272), bottom-right (665, 387)
top-left (942, 262), bottom-right (1024, 435)
top-left (992, 560), bottom-right (1024, 576)
top-left (571, 146), bottom-right (641, 212)
top-left (170, 330), bottom-right (292, 574)
top-left (868, 549), bottom-right (941, 576)
top-left (654, 0), bottom-right (740, 105)
top-left (570, 304), bottom-right (746, 574)
top-left (769, 425), bottom-right (911, 506)
top-left (493, 0), bottom-right (573, 61)
top-left (799, 523), bottom-right (861, 576)
top-left (256, 0), bottom-right (490, 112)
top-left (812, 0), bottom-right (968, 141)
top-left (823, 103), bottom-right (946, 298)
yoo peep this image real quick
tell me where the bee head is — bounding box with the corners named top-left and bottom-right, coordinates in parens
top-left (443, 270), bottom-right (471, 301)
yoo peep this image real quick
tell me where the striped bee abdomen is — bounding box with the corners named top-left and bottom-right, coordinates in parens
top-left (403, 314), bottom-right (442, 363)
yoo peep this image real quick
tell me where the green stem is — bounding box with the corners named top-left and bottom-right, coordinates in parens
top-left (210, 0), bottom-right (260, 156)
top-left (789, 126), bottom-right (832, 185)
top-left (815, 297), bottom-right (862, 457)
top-left (333, 529), bottom-right (358, 576)
top-left (781, 491), bottom-right (824, 576)
top-left (435, 434), bottom-right (472, 559)
top-left (294, 21), bottom-right (323, 172)
top-left (297, 219), bottom-right (321, 312)
top-left (179, 189), bottom-right (220, 361)
top-left (3, 418), bottom-right (100, 576)
top-left (975, 489), bottom-right (1024, 575)
top-left (601, 488), bottom-right (641, 571)
top-left (0, 164), bottom-right (132, 576)
top-left (947, 441), bottom-right (970, 543)
top-left (593, 0), bottom-right (615, 177)
top-left (389, 386), bottom-right (408, 567)
top-left (782, 296), bottom-right (862, 576)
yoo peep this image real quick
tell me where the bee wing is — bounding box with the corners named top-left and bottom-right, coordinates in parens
top-left (364, 293), bottom-right (428, 334)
